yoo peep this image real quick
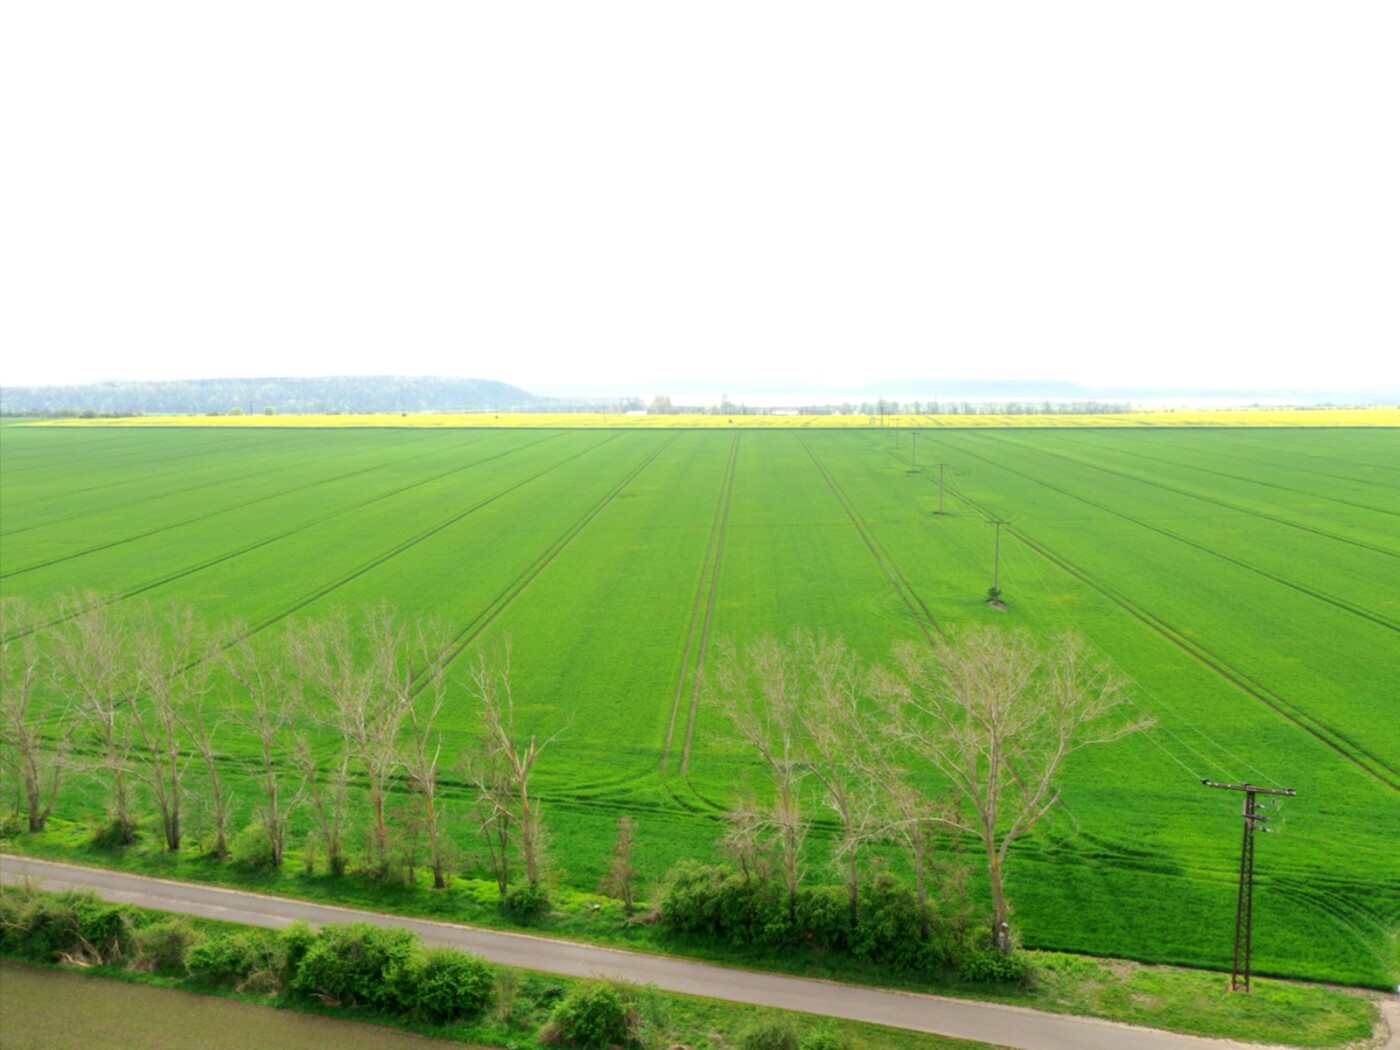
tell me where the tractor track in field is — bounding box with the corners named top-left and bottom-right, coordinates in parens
top-left (230, 432), bottom-right (641, 645)
top-left (946, 441), bottom-right (1400, 633)
top-left (661, 433), bottom-right (740, 777)
top-left (0, 428), bottom-right (297, 482)
top-left (0, 430), bottom-right (339, 507)
top-left (411, 434), bottom-right (682, 681)
top-left (996, 431), bottom-right (1400, 520)
top-left (1050, 430), bottom-right (1400, 499)
top-left (1266, 879), bottom-right (1396, 972)
top-left (798, 436), bottom-right (940, 644)
top-left (962, 433), bottom-right (1400, 560)
top-left (1217, 432), bottom-right (1400, 477)
top-left (0, 429), bottom-right (442, 539)
top-left (991, 523), bottom-right (1400, 792)
top-left (0, 434), bottom-right (503, 575)
top-left (928, 464), bottom-right (1400, 790)
top-left (3, 432), bottom-right (580, 642)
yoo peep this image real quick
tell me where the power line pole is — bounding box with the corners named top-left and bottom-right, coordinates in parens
top-left (935, 463), bottom-right (950, 515)
top-left (1202, 780), bottom-right (1297, 992)
top-left (986, 519), bottom-right (1009, 601)
top-left (910, 430), bottom-right (917, 470)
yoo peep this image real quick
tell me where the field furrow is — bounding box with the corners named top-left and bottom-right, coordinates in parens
top-left (0, 428), bottom-right (440, 539)
top-left (798, 435), bottom-right (940, 643)
top-left (675, 433), bottom-right (740, 776)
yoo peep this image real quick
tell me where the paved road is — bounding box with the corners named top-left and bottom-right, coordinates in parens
top-left (0, 854), bottom-right (1360, 1050)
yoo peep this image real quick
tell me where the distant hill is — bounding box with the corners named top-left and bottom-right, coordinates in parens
top-left (0, 375), bottom-right (540, 416)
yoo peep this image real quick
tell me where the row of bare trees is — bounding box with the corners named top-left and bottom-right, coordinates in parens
top-left (4, 591), bottom-right (1143, 954)
top-left (706, 626), bottom-right (1148, 954)
top-left (0, 596), bottom-right (553, 895)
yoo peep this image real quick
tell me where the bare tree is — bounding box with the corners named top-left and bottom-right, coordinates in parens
top-left (467, 728), bottom-right (515, 895)
top-left (401, 620), bottom-right (453, 889)
top-left (718, 784), bottom-right (770, 881)
top-left (51, 596), bottom-right (142, 845)
top-left (881, 627), bottom-right (1148, 954)
top-left (225, 630), bottom-right (303, 868)
top-left (0, 599), bottom-right (72, 831)
top-left (292, 725), bottom-right (349, 874)
top-left (179, 681), bottom-right (233, 858)
top-left (129, 604), bottom-right (220, 851)
top-left (599, 815), bottom-right (639, 913)
top-left (470, 647), bottom-right (560, 890)
top-left (287, 607), bottom-right (413, 877)
top-left (785, 631), bottom-right (885, 926)
top-left (705, 636), bottom-right (810, 916)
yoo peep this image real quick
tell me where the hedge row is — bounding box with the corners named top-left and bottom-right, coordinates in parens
top-left (660, 864), bottom-right (976, 975)
top-left (0, 887), bottom-right (493, 1024)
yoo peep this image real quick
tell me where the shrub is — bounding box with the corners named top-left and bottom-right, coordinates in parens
top-left (0, 812), bottom-right (27, 841)
top-left (395, 947), bottom-right (495, 1023)
top-left (187, 931), bottom-right (285, 990)
top-left (230, 823), bottom-right (277, 870)
top-left (543, 983), bottom-right (632, 1048)
top-left (0, 889), bottom-right (135, 964)
top-left (504, 880), bottom-right (551, 921)
top-left (660, 861), bottom-right (729, 936)
top-left (131, 917), bottom-right (201, 973)
top-left (522, 973), bottom-right (568, 1011)
top-left (281, 920), bottom-right (316, 981)
top-left (631, 982), bottom-right (674, 1048)
top-left (799, 1022), bottom-right (850, 1050)
top-left (714, 874), bottom-right (789, 947)
top-left (738, 1016), bottom-right (800, 1050)
top-left (495, 967), bottom-right (524, 1023)
top-left (70, 894), bottom-right (136, 961)
top-left (0, 890), bottom-right (79, 961)
top-left (291, 923), bottom-right (417, 1010)
top-left (660, 863), bottom-right (792, 948)
top-left (958, 949), bottom-right (1031, 984)
top-left (91, 816), bottom-right (137, 850)
top-left (794, 885), bottom-right (853, 952)
top-left (851, 876), bottom-right (941, 972)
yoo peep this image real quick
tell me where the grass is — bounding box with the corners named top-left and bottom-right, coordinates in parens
top-left (1, 424), bottom-right (1397, 995)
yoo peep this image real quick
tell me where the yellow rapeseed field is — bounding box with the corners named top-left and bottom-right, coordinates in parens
top-left (29, 407), bottom-right (1400, 428)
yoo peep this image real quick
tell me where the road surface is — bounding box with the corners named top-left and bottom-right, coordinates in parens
top-left (0, 854), bottom-right (1369, 1050)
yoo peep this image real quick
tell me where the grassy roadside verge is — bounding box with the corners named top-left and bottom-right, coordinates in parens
top-left (2, 828), bottom-right (1381, 1048)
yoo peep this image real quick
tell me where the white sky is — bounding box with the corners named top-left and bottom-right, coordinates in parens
top-left (2, 2), bottom-right (1397, 393)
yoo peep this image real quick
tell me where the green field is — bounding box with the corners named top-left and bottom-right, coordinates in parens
top-left (2, 424), bottom-right (1397, 988)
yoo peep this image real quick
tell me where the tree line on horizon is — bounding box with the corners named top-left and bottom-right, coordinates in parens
top-left (0, 375), bottom-right (539, 416)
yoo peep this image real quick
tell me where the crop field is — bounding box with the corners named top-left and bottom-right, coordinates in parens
top-left (1, 422), bottom-right (1397, 988)
top-left (31, 406), bottom-right (1400, 428)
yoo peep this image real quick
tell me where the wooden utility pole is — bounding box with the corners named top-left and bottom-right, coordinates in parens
top-left (936, 463), bottom-right (950, 515)
top-left (910, 430), bottom-right (917, 469)
top-left (1202, 780), bottom-right (1296, 991)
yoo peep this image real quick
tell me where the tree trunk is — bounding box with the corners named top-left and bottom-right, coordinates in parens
top-left (988, 850), bottom-right (1012, 954)
top-left (26, 780), bottom-right (44, 832)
